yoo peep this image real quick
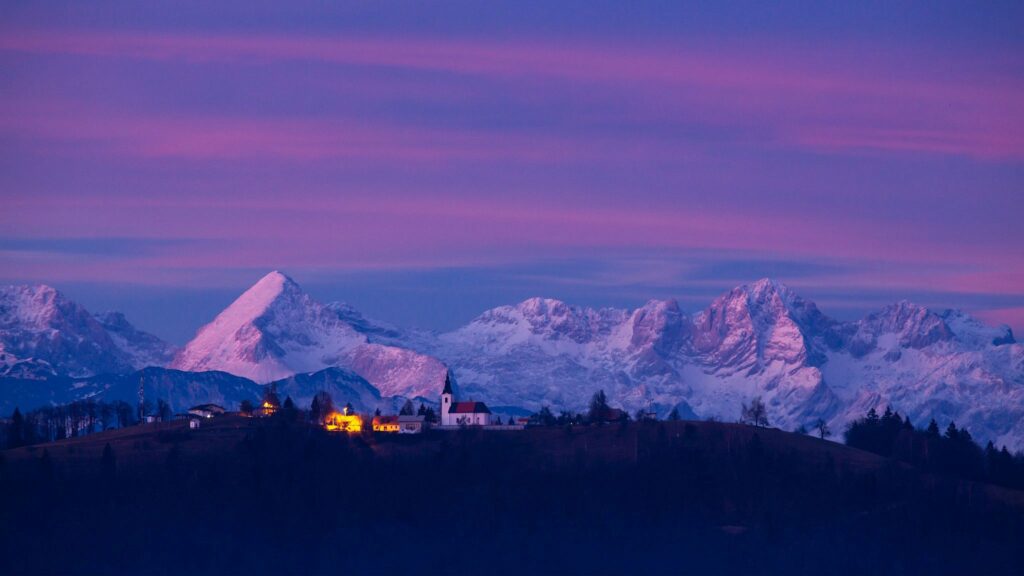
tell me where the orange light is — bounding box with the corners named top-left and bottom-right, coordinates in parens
top-left (372, 417), bottom-right (400, 433)
top-left (324, 411), bottom-right (363, 433)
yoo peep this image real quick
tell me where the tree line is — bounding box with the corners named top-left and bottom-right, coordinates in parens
top-left (844, 406), bottom-right (1024, 491)
top-left (3, 399), bottom-right (147, 449)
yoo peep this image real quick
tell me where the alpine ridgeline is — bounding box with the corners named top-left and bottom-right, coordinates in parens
top-left (348, 278), bottom-right (1024, 450)
top-left (1, 275), bottom-right (1021, 450)
top-left (0, 284), bottom-right (176, 379)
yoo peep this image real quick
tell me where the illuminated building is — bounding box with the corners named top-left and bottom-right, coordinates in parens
top-left (372, 415), bottom-right (400, 432)
top-left (324, 405), bottom-right (363, 433)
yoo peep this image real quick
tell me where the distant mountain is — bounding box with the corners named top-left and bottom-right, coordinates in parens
top-left (0, 365), bottom-right (407, 416)
top-left (0, 367), bottom-right (261, 415)
top-left (344, 278), bottom-right (1023, 450)
top-left (95, 311), bottom-right (178, 369)
top-left (0, 284), bottom-right (174, 378)
top-left (269, 367), bottom-right (389, 414)
top-left (171, 271), bottom-right (448, 400)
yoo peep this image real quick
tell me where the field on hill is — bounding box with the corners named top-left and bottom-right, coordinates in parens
top-left (2, 418), bottom-right (1024, 575)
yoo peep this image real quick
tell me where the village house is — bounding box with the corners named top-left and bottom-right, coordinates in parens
top-left (325, 405), bottom-right (363, 433)
top-left (253, 385), bottom-right (283, 417)
top-left (188, 404), bottom-right (226, 419)
top-left (372, 414), bottom-right (427, 434)
top-left (372, 415), bottom-right (400, 432)
top-left (398, 415), bottom-right (425, 434)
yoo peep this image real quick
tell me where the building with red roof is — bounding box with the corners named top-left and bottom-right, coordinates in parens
top-left (440, 373), bottom-right (493, 426)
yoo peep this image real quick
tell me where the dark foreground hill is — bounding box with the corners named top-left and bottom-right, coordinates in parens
top-left (2, 418), bottom-right (1023, 575)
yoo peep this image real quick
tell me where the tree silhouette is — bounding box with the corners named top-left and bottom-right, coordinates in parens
top-left (101, 443), bottom-right (116, 482)
top-left (741, 397), bottom-right (770, 427)
top-left (815, 418), bottom-right (832, 439)
top-left (587, 390), bottom-right (609, 423)
top-left (281, 396), bottom-right (298, 421)
top-left (7, 407), bottom-right (25, 448)
top-left (536, 406), bottom-right (556, 426)
top-left (310, 391), bottom-right (334, 424)
top-left (157, 399), bottom-right (171, 421)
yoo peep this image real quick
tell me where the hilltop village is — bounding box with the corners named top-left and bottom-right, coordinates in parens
top-left (259, 373), bottom-right (528, 434)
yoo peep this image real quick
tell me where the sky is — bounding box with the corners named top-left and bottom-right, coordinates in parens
top-left (1, 1), bottom-right (1023, 344)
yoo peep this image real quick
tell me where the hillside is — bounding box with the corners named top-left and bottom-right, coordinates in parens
top-left (2, 419), bottom-right (1023, 575)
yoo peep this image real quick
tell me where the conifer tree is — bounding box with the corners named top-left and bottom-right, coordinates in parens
top-left (8, 407), bottom-right (25, 448)
top-left (101, 442), bottom-right (116, 482)
top-left (587, 390), bottom-right (609, 423)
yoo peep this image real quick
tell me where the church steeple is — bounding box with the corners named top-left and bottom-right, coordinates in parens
top-left (440, 371), bottom-right (453, 425)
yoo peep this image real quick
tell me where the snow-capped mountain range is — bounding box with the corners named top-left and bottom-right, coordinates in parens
top-left (347, 278), bottom-right (1023, 450)
top-left (1, 274), bottom-right (1021, 450)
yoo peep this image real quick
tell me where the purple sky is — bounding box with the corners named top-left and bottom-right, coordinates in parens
top-left (2, 2), bottom-right (1023, 343)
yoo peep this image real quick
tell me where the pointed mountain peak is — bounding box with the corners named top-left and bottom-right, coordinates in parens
top-left (229, 270), bottom-right (303, 312)
top-left (249, 269), bottom-right (299, 294)
top-left (173, 271), bottom-right (313, 359)
top-left (706, 278), bottom-right (806, 319)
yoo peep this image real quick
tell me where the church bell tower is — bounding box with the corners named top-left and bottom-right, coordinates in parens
top-left (440, 372), bottom-right (453, 426)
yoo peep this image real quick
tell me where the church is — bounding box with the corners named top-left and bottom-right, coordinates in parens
top-left (439, 373), bottom-right (493, 426)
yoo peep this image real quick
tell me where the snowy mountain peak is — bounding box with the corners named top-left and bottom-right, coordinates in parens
top-left (468, 297), bottom-right (630, 344)
top-left (94, 311), bottom-right (177, 369)
top-left (171, 271), bottom-right (448, 398)
top-left (691, 278), bottom-right (830, 372)
top-left (1, 283), bottom-right (66, 328)
top-left (231, 270), bottom-right (302, 314)
top-left (0, 284), bottom-right (170, 377)
top-left (855, 300), bottom-right (953, 350)
top-left (746, 277), bottom-right (794, 299)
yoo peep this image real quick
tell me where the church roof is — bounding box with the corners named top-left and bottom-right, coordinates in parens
top-left (449, 401), bottom-right (491, 414)
top-left (442, 373), bottom-right (453, 395)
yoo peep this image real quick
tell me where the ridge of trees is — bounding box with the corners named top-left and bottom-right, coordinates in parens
top-left (844, 406), bottom-right (1024, 491)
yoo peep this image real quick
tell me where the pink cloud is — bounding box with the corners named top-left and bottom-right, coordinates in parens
top-left (0, 97), bottom-right (699, 165)
top-left (1, 29), bottom-right (1022, 161)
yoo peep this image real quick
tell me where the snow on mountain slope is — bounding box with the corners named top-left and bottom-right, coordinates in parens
top-left (350, 278), bottom-right (1023, 450)
top-left (171, 271), bottom-right (448, 399)
top-left (94, 311), bottom-right (178, 369)
top-left (3, 273), bottom-right (1021, 450)
top-left (0, 284), bottom-right (133, 378)
top-left (0, 285), bottom-right (176, 378)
